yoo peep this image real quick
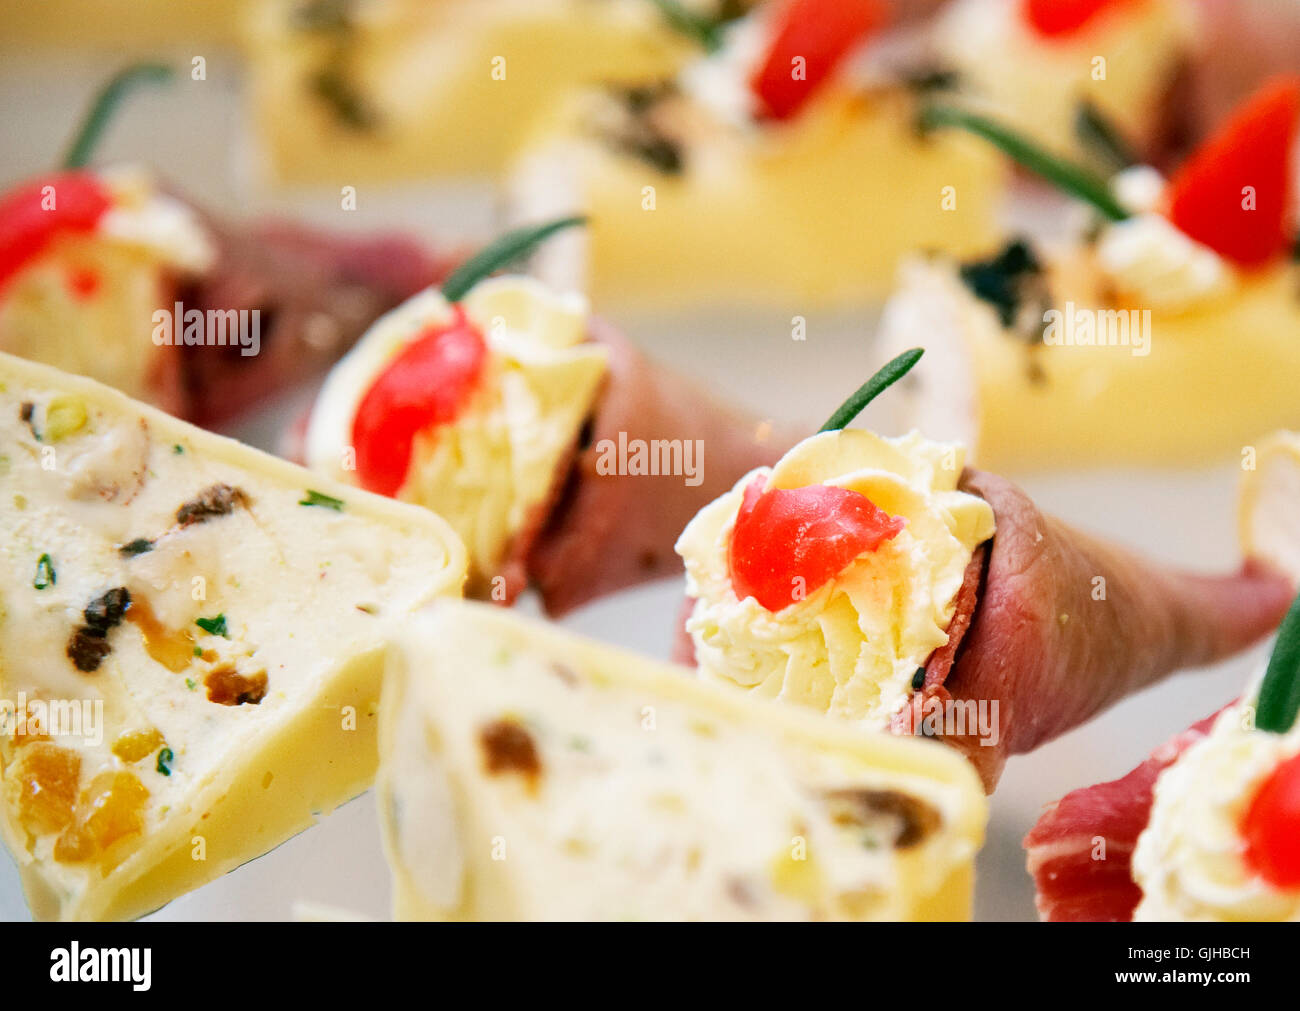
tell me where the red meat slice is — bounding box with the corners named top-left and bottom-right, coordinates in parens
top-left (1024, 708), bottom-right (1225, 921)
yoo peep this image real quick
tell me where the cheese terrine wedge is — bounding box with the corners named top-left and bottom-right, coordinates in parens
top-left (0, 352), bottom-right (467, 921)
top-left (378, 601), bottom-right (987, 921)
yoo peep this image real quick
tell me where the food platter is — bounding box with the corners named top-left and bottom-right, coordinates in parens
top-left (1, 1), bottom-right (1298, 926)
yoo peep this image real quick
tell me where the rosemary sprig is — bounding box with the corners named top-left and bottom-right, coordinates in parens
top-left (441, 217), bottom-right (587, 303)
top-left (920, 104), bottom-right (1129, 222)
top-left (819, 348), bottom-right (924, 433)
top-left (647, 0), bottom-right (727, 52)
top-left (1074, 100), bottom-right (1136, 174)
top-left (63, 63), bottom-right (173, 170)
top-left (1257, 589), bottom-right (1300, 734)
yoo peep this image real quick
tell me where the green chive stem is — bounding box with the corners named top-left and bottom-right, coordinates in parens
top-left (63, 63), bottom-right (174, 170)
top-left (819, 348), bottom-right (924, 433)
top-left (647, 0), bottom-right (725, 52)
top-left (920, 104), bottom-right (1129, 222)
top-left (440, 216), bottom-right (587, 304)
top-left (1256, 589), bottom-right (1300, 733)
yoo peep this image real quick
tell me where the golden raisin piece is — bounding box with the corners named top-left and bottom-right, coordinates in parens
top-left (79, 771), bottom-right (149, 854)
top-left (53, 824), bottom-right (94, 864)
top-left (478, 718), bottom-right (542, 783)
top-left (111, 728), bottom-right (164, 764)
top-left (205, 665), bottom-right (268, 706)
top-left (11, 743), bottom-right (80, 835)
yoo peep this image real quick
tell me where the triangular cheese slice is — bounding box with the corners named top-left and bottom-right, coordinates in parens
top-left (1241, 429), bottom-right (1300, 583)
top-left (378, 601), bottom-right (986, 921)
top-left (0, 352), bottom-right (466, 920)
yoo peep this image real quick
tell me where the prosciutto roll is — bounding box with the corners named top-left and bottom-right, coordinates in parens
top-left (674, 432), bottom-right (1291, 791)
top-left (1024, 709), bottom-right (1221, 922)
top-left (0, 166), bottom-right (453, 428)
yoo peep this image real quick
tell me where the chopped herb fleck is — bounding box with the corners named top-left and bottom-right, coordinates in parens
top-left (911, 667), bottom-right (926, 692)
top-left (173, 443), bottom-right (184, 454)
top-left (156, 747), bottom-right (174, 776)
top-left (195, 614), bottom-right (228, 638)
top-left (192, 646), bottom-right (203, 658)
top-left (185, 678), bottom-right (197, 690)
top-left (959, 238), bottom-right (1046, 330)
top-left (299, 489), bottom-right (344, 511)
top-left (33, 553), bottom-right (55, 590)
top-left (118, 537), bottom-right (155, 557)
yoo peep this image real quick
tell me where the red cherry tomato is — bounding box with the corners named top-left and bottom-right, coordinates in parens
top-left (1022, 0), bottom-right (1135, 37)
top-left (1166, 76), bottom-right (1300, 268)
top-left (0, 172), bottom-right (111, 291)
top-left (351, 306), bottom-right (487, 497)
top-left (728, 475), bottom-right (906, 612)
top-left (1241, 750), bottom-right (1300, 889)
top-left (749, 0), bottom-right (886, 121)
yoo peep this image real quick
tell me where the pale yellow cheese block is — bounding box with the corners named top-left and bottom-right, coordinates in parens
top-left (0, 352), bottom-right (467, 920)
top-left (378, 601), bottom-right (986, 921)
top-left (877, 257), bottom-right (1300, 471)
top-left (0, 0), bottom-right (244, 49)
top-left (934, 0), bottom-right (1195, 163)
top-left (511, 86), bottom-right (1006, 308)
top-left (242, 0), bottom-right (695, 183)
top-left (1240, 431), bottom-right (1300, 585)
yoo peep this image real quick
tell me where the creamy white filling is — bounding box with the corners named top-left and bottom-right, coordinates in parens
top-left (1133, 695), bottom-right (1300, 921)
top-left (1095, 212), bottom-right (1233, 309)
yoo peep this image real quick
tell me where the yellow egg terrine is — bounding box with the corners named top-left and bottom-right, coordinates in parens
top-left (511, 80), bottom-right (1004, 309)
top-left (241, 0), bottom-right (697, 183)
top-left (0, 352), bottom-right (466, 920)
top-left (377, 601), bottom-right (986, 921)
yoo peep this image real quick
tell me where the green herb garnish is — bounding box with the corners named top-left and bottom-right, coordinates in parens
top-left (440, 217), bottom-right (587, 303)
top-left (647, 0), bottom-right (729, 52)
top-left (920, 104), bottom-right (1129, 222)
top-left (1074, 100), bottom-right (1136, 174)
top-left (156, 747), bottom-right (174, 777)
top-left (819, 349), bottom-right (924, 433)
top-left (33, 553), bottom-right (55, 590)
top-left (63, 63), bottom-right (174, 170)
top-left (195, 614), bottom-right (228, 638)
top-left (1256, 590), bottom-right (1300, 733)
top-left (959, 239), bottom-right (1044, 328)
top-left (173, 443), bottom-right (184, 454)
top-left (299, 489), bottom-right (345, 511)
top-left (185, 678), bottom-right (197, 690)
top-left (118, 537), bottom-right (155, 557)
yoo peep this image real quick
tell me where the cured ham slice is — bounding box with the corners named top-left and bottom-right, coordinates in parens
top-left (940, 470), bottom-right (1289, 787)
top-left (526, 322), bottom-right (801, 615)
top-left (178, 218), bottom-right (455, 428)
top-left (1024, 710), bottom-right (1223, 922)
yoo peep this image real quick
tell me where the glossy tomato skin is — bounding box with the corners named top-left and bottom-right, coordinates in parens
top-left (1022, 0), bottom-right (1134, 38)
top-left (749, 0), bottom-right (885, 121)
top-left (1241, 750), bottom-right (1300, 889)
top-left (0, 172), bottom-right (112, 291)
top-left (728, 475), bottom-right (905, 612)
top-left (1165, 76), bottom-right (1300, 267)
top-left (351, 306), bottom-right (488, 497)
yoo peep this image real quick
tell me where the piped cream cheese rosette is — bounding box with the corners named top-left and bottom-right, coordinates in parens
top-left (676, 429), bottom-right (995, 727)
top-left (306, 273), bottom-right (606, 597)
top-left (881, 78), bottom-right (1300, 469)
top-left (1132, 695), bottom-right (1300, 922)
